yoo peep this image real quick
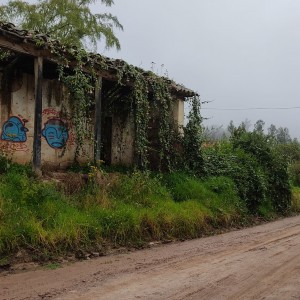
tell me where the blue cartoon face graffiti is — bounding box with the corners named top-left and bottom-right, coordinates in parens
top-left (1, 116), bottom-right (28, 142)
top-left (42, 119), bottom-right (69, 149)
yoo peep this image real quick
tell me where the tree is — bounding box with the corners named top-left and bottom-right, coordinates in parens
top-left (276, 127), bottom-right (292, 144)
top-left (240, 118), bottom-right (251, 132)
top-left (227, 120), bottom-right (235, 136)
top-left (0, 0), bottom-right (123, 50)
top-left (203, 125), bottom-right (226, 141)
top-left (254, 119), bottom-right (265, 134)
top-left (268, 124), bottom-right (277, 139)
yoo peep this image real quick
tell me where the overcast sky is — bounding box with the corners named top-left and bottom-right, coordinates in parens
top-left (92, 0), bottom-right (300, 138)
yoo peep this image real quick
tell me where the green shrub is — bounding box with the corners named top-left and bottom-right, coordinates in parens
top-left (163, 172), bottom-right (244, 218)
top-left (0, 162), bottom-right (282, 259)
top-left (289, 161), bottom-right (300, 186)
top-left (0, 151), bottom-right (10, 174)
top-left (111, 171), bottom-right (171, 207)
top-left (291, 187), bottom-right (300, 212)
top-left (231, 130), bottom-right (291, 213)
top-left (203, 144), bottom-right (266, 213)
top-left (203, 132), bottom-right (292, 214)
top-left (162, 172), bottom-right (208, 202)
top-left (258, 198), bottom-right (276, 219)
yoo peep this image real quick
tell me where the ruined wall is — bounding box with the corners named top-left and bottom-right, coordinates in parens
top-left (0, 72), bottom-right (93, 168)
top-left (0, 72), bottom-right (34, 164)
top-left (110, 98), bottom-right (185, 168)
top-left (0, 69), bottom-right (185, 169)
top-left (111, 113), bottom-right (135, 166)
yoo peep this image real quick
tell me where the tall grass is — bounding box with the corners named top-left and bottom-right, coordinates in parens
top-left (0, 166), bottom-right (250, 259)
top-left (291, 187), bottom-right (300, 212)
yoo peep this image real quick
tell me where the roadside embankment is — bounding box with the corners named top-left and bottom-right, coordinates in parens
top-left (1, 164), bottom-right (299, 267)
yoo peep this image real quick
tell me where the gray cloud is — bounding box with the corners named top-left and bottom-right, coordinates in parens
top-left (96, 0), bottom-right (300, 137)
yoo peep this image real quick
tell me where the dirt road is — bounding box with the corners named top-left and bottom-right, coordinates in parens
top-left (1, 216), bottom-right (300, 300)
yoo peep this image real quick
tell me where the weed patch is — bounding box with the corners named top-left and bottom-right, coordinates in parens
top-left (0, 167), bottom-right (292, 262)
top-left (291, 187), bottom-right (300, 212)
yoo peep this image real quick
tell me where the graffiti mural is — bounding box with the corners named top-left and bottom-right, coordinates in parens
top-left (9, 143), bottom-right (29, 152)
top-left (42, 118), bottom-right (69, 149)
top-left (42, 107), bottom-right (76, 147)
top-left (1, 116), bottom-right (29, 142)
top-left (42, 107), bottom-right (60, 117)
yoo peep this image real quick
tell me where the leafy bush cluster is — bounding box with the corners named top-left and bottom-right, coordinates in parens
top-left (275, 140), bottom-right (300, 187)
top-left (167, 96), bottom-right (293, 215)
top-left (0, 120), bottom-right (297, 260)
top-left (202, 126), bottom-right (291, 214)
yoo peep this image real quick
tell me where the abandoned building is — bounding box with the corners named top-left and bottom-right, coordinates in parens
top-left (0, 22), bottom-right (197, 171)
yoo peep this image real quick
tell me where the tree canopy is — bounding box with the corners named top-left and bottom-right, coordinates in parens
top-left (0, 0), bottom-right (123, 50)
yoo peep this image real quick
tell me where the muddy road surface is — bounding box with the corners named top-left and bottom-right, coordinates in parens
top-left (1, 215), bottom-right (300, 300)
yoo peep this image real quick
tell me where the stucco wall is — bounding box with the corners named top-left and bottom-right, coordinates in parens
top-left (0, 70), bottom-right (185, 168)
top-left (0, 73), bottom-right (34, 164)
top-left (0, 72), bottom-right (93, 168)
top-left (109, 99), bottom-right (185, 168)
top-left (173, 98), bottom-right (185, 134)
top-left (111, 113), bottom-right (135, 166)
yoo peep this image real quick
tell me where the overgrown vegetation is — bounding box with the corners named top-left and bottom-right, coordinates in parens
top-left (0, 162), bottom-right (247, 259)
top-left (0, 0), bottom-right (123, 50)
top-left (34, 31), bottom-right (192, 168)
top-left (0, 141), bottom-right (299, 262)
top-left (0, 20), bottom-right (199, 169)
top-left (202, 123), bottom-right (292, 214)
top-left (182, 96), bottom-right (204, 174)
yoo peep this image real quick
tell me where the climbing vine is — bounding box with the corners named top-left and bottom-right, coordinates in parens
top-left (47, 44), bottom-right (104, 159)
top-left (56, 54), bottom-right (95, 158)
top-left (132, 74), bottom-right (150, 169)
top-left (59, 53), bottom-right (191, 168)
top-left (114, 61), bottom-right (179, 170)
top-left (183, 95), bottom-right (204, 175)
top-left (0, 33), bottom-right (198, 169)
top-left (151, 78), bottom-right (174, 170)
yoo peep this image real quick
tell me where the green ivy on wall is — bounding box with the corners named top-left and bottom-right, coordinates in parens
top-left (1, 38), bottom-right (201, 170)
